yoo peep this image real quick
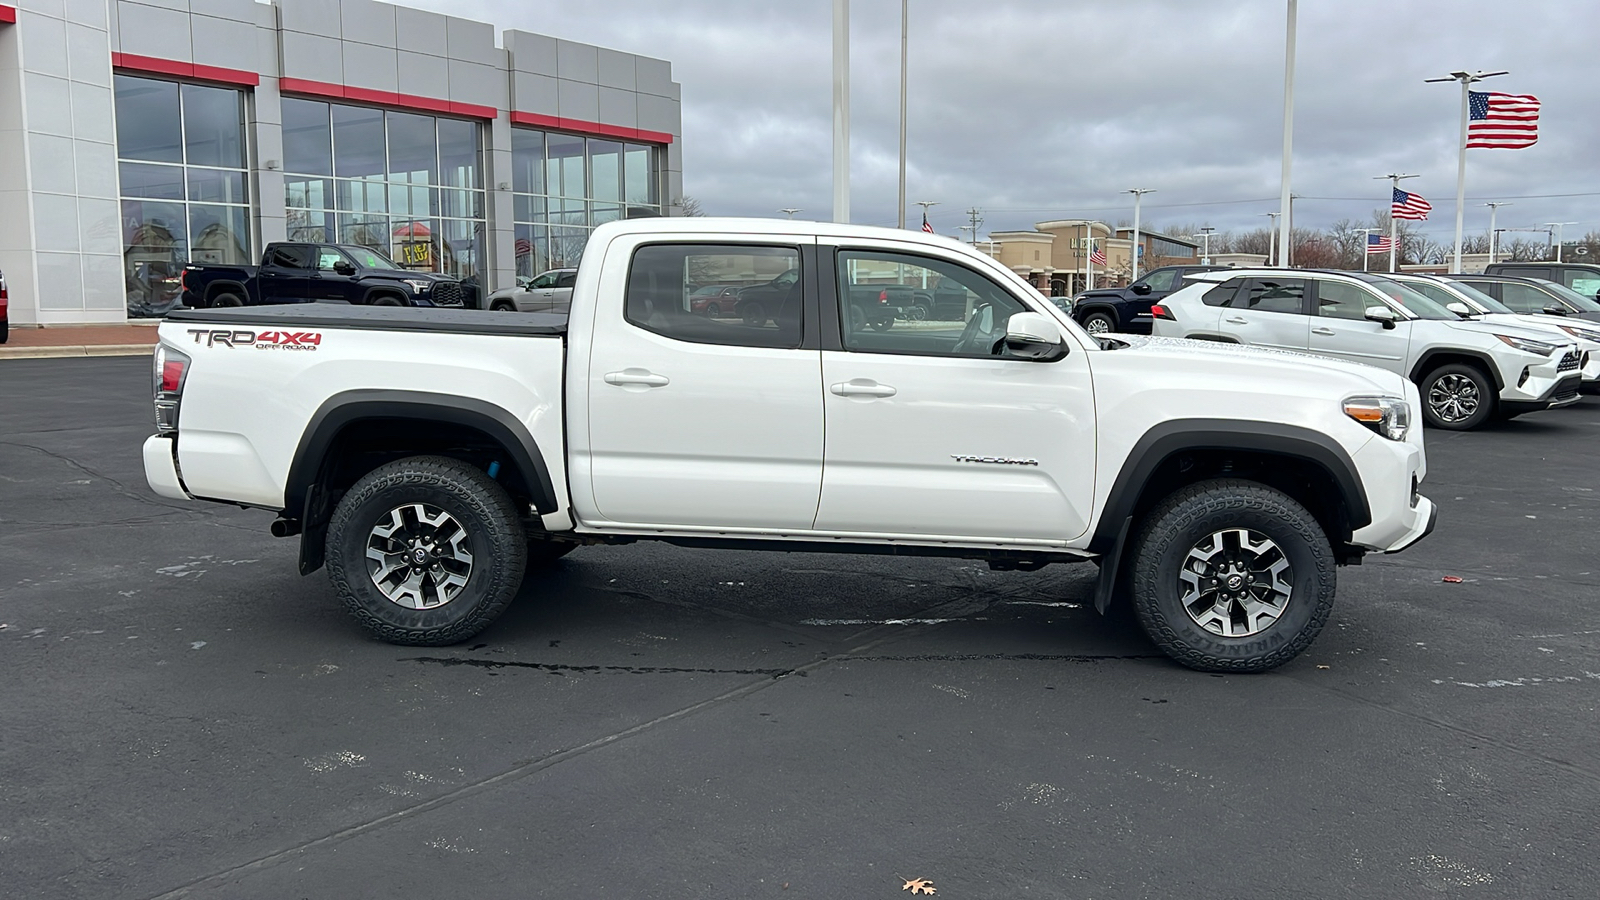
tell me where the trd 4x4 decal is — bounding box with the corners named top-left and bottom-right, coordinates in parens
top-left (187, 329), bottom-right (322, 350)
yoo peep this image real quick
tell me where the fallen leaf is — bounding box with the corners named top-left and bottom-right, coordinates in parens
top-left (903, 877), bottom-right (937, 895)
top-left (1442, 575), bottom-right (1464, 583)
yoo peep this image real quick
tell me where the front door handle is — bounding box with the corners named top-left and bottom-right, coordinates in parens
top-left (1312, 326), bottom-right (1335, 335)
top-left (1224, 316), bottom-right (1248, 325)
top-left (604, 369), bottom-right (670, 387)
top-left (830, 380), bottom-right (897, 397)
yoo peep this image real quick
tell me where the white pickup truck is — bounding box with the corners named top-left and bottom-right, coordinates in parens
top-left (143, 218), bottom-right (1436, 672)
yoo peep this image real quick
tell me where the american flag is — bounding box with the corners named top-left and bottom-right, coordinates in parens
top-left (1468, 91), bottom-right (1540, 149)
top-left (921, 212), bottom-right (934, 234)
top-left (1366, 233), bottom-right (1394, 254)
top-left (1089, 243), bottom-right (1107, 266)
top-left (1392, 188), bottom-right (1432, 221)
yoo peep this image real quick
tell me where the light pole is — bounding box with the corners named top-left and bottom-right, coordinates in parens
top-left (1277, 0), bottom-right (1297, 278)
top-left (1375, 173), bottom-right (1418, 273)
top-left (1493, 227), bottom-right (1508, 263)
top-left (1482, 202), bottom-right (1510, 264)
top-left (1261, 212), bottom-right (1280, 266)
top-left (913, 199), bottom-right (937, 234)
top-left (1192, 226), bottom-right (1217, 265)
top-left (1083, 221), bottom-right (1095, 292)
top-left (779, 208), bottom-right (802, 219)
top-left (1125, 188), bottom-right (1154, 281)
top-left (831, 0), bottom-right (850, 224)
top-left (1425, 68), bottom-right (1509, 272)
top-left (1545, 222), bottom-right (1577, 261)
top-left (896, 0), bottom-right (908, 230)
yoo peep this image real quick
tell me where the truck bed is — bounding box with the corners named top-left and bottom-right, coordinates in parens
top-left (167, 304), bottom-right (568, 336)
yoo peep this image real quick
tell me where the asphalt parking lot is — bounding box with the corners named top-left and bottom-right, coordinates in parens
top-left (3, 356), bottom-right (1599, 899)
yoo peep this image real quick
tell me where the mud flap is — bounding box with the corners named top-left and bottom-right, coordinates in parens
top-left (1092, 516), bottom-right (1134, 615)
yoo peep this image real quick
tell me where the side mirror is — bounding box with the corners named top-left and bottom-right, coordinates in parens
top-left (1130, 282), bottom-right (1152, 295)
top-left (332, 260), bottom-right (356, 276)
top-left (1004, 312), bottom-right (1068, 360)
top-left (1542, 305), bottom-right (1569, 317)
top-left (1445, 301), bottom-right (1472, 317)
top-left (1364, 306), bottom-right (1398, 329)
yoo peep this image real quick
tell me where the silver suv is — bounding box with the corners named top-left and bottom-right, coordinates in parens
top-left (1151, 269), bottom-right (1581, 430)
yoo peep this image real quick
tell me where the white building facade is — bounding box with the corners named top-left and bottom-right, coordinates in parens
top-left (0, 0), bottom-right (682, 325)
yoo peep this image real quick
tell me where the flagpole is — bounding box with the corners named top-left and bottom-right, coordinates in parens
top-left (1084, 222), bottom-right (1094, 292)
top-left (1277, 0), bottom-right (1296, 274)
top-left (896, 0), bottom-right (907, 230)
top-left (1376, 173), bottom-right (1417, 274)
top-left (1427, 69), bottom-right (1507, 272)
top-left (832, 0), bottom-right (850, 224)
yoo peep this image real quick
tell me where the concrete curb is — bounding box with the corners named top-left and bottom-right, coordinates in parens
top-left (0, 344), bottom-right (155, 360)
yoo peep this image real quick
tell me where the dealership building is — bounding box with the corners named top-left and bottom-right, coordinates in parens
top-left (0, 0), bottom-right (682, 325)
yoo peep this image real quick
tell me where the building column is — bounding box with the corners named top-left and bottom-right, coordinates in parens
top-left (483, 112), bottom-right (516, 294)
top-left (251, 76), bottom-right (287, 247)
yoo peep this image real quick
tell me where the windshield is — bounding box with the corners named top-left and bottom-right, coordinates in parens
top-left (1441, 280), bottom-right (1514, 314)
top-left (1535, 279), bottom-right (1600, 312)
top-left (343, 246), bottom-right (404, 270)
top-left (1364, 278), bottom-right (1457, 320)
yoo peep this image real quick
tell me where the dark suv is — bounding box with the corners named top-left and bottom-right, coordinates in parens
top-left (1485, 262), bottom-right (1600, 302)
top-left (1071, 264), bottom-right (1227, 334)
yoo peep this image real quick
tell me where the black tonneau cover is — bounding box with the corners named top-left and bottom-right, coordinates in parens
top-left (166, 304), bottom-right (567, 337)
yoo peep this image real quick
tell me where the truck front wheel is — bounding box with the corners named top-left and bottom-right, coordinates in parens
top-left (1128, 479), bottom-right (1335, 673)
top-left (325, 456), bottom-right (527, 646)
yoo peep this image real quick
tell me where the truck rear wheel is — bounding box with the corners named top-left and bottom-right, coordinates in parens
top-left (1128, 478), bottom-right (1334, 673)
top-left (325, 456), bottom-right (527, 646)
top-left (211, 292), bottom-right (244, 308)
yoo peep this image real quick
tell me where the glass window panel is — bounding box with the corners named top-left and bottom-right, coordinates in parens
top-left (181, 83), bottom-right (245, 169)
top-left (391, 219), bottom-right (436, 270)
top-left (114, 75), bottom-right (183, 163)
top-left (626, 244), bottom-right (803, 349)
top-left (624, 144), bottom-right (653, 204)
top-left (514, 194), bottom-right (546, 224)
top-left (552, 198), bottom-right (587, 228)
top-left (511, 129), bottom-right (545, 194)
top-left (336, 178), bottom-right (388, 214)
top-left (189, 204), bottom-right (250, 265)
top-left (440, 188), bottom-right (482, 219)
top-left (331, 103), bottom-right (386, 178)
top-left (513, 224), bottom-right (543, 280)
top-left (387, 181), bottom-right (433, 218)
top-left (337, 214), bottom-right (390, 251)
top-left (281, 98), bottom-right (333, 176)
top-left (386, 111), bottom-right (437, 184)
top-left (591, 204), bottom-right (621, 227)
top-left (547, 226), bottom-right (590, 269)
top-left (437, 218), bottom-right (483, 283)
top-left (121, 199), bottom-right (188, 316)
top-left (118, 162), bottom-right (185, 200)
top-left (836, 249), bottom-right (1024, 356)
top-left (285, 176), bottom-right (332, 211)
top-left (187, 168), bottom-right (248, 205)
top-left (588, 140), bottom-right (621, 203)
top-left (546, 133), bottom-right (585, 199)
top-left (286, 209), bottom-right (334, 243)
top-left (438, 118), bottom-right (481, 188)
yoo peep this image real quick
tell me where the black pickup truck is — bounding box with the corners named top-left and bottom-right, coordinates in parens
top-left (179, 242), bottom-right (475, 310)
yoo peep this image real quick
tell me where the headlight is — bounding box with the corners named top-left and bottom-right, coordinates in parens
top-left (1557, 324), bottom-right (1600, 343)
top-left (1344, 395), bottom-right (1411, 442)
top-left (1494, 334), bottom-right (1556, 356)
top-left (401, 279), bottom-right (433, 294)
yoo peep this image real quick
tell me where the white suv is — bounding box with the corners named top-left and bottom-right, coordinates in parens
top-left (1151, 269), bottom-right (1581, 430)
top-left (1388, 273), bottom-right (1600, 391)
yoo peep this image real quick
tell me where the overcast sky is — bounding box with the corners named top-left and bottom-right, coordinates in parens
top-left (417, 0), bottom-right (1597, 243)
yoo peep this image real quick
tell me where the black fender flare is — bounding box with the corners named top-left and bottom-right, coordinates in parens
top-left (285, 391), bottom-right (559, 574)
top-left (1086, 419), bottom-right (1372, 554)
top-left (1074, 302), bottom-right (1121, 326)
top-left (1409, 350), bottom-right (1505, 392)
top-left (362, 285), bottom-right (412, 306)
top-left (206, 280), bottom-right (250, 305)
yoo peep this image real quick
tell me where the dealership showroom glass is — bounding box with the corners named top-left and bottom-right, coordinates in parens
top-left (0, 0), bottom-right (682, 323)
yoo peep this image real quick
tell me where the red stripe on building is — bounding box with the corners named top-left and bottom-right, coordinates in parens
top-left (278, 77), bottom-right (497, 120)
top-left (510, 110), bottom-right (673, 145)
top-left (0, 5), bottom-right (16, 25)
top-left (111, 52), bottom-right (260, 87)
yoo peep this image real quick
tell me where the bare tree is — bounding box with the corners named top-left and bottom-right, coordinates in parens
top-left (675, 196), bottom-right (707, 217)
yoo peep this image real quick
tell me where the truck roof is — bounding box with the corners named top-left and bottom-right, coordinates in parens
top-left (594, 216), bottom-right (976, 250)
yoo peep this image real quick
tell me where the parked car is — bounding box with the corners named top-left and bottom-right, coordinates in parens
top-left (1151, 269), bottom-right (1581, 430)
top-left (486, 268), bottom-right (577, 313)
top-left (688, 285), bottom-right (742, 316)
top-left (180, 242), bottom-right (473, 310)
top-left (1388, 273), bottom-right (1600, 391)
top-left (0, 268), bottom-right (8, 344)
top-left (1450, 273), bottom-right (1600, 322)
top-left (1046, 296), bottom-right (1074, 314)
top-left (1070, 265), bottom-right (1228, 334)
top-left (1484, 261), bottom-right (1600, 301)
top-left (143, 217), bottom-right (1438, 673)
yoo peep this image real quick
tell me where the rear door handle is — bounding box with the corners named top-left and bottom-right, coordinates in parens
top-left (1224, 316), bottom-right (1248, 325)
top-left (1312, 326), bottom-right (1335, 335)
top-left (830, 380), bottom-right (897, 397)
top-left (604, 369), bottom-right (670, 387)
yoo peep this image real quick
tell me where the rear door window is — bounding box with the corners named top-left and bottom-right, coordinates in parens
top-left (1201, 279), bottom-right (1244, 306)
top-left (556, 271), bottom-right (577, 289)
top-left (1236, 277), bottom-right (1308, 314)
top-left (1560, 269), bottom-right (1600, 298)
top-left (268, 245), bottom-right (314, 268)
top-left (625, 244), bottom-right (803, 349)
top-left (1497, 283), bottom-right (1554, 314)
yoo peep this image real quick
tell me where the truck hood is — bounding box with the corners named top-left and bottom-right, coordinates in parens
top-left (1103, 334), bottom-right (1410, 396)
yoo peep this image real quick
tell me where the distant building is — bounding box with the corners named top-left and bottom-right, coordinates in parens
top-left (984, 220), bottom-right (1127, 294)
top-left (1210, 252), bottom-right (1268, 268)
top-left (1114, 228), bottom-right (1200, 270)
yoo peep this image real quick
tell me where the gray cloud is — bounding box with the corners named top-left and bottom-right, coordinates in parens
top-left (417, 0), bottom-right (1599, 241)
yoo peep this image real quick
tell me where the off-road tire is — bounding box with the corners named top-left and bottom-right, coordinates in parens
top-left (1129, 478), bottom-right (1335, 673)
top-left (370, 294), bottom-right (406, 307)
top-left (1420, 363), bottom-right (1495, 431)
top-left (211, 292), bottom-right (245, 308)
top-left (326, 456), bottom-right (526, 646)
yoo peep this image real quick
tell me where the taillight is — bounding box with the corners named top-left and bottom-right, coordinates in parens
top-left (179, 269), bottom-right (187, 293)
top-left (153, 345), bottom-right (191, 434)
top-left (879, 289), bottom-right (889, 304)
top-left (1150, 304), bottom-right (1174, 320)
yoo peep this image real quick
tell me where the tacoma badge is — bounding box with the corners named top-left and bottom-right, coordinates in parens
top-left (950, 455), bottom-right (1040, 466)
